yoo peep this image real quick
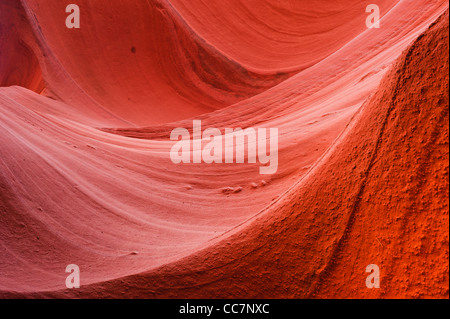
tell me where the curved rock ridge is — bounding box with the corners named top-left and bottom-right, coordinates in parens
top-left (0, 1), bottom-right (44, 93)
top-left (0, 0), bottom-right (448, 298)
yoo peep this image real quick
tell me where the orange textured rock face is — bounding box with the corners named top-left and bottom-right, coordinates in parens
top-left (0, 0), bottom-right (448, 299)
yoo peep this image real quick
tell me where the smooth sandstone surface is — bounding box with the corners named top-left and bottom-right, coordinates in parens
top-left (0, 0), bottom-right (448, 298)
